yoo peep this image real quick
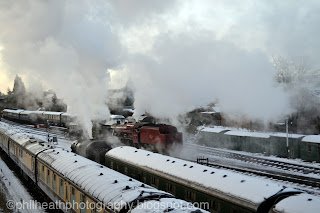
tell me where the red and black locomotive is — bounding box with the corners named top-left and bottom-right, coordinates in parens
top-left (111, 122), bottom-right (183, 150)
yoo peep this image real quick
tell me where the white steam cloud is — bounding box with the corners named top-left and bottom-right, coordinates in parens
top-left (0, 1), bottom-right (122, 138)
top-left (1, 0), bottom-right (319, 132)
top-left (127, 34), bottom-right (289, 122)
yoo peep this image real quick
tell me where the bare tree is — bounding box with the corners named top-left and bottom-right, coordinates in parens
top-left (272, 56), bottom-right (320, 134)
top-left (272, 56), bottom-right (320, 86)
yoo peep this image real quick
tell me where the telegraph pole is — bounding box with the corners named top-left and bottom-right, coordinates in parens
top-left (46, 120), bottom-right (50, 143)
top-left (286, 120), bottom-right (289, 158)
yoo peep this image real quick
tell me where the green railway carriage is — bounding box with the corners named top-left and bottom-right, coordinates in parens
top-left (224, 131), bottom-right (270, 154)
top-left (105, 146), bottom-right (301, 213)
top-left (300, 135), bottom-right (320, 162)
top-left (198, 127), bottom-right (231, 149)
top-left (198, 127), bottom-right (320, 162)
top-left (268, 134), bottom-right (304, 159)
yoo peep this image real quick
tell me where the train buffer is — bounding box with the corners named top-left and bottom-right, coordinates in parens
top-left (196, 156), bottom-right (209, 165)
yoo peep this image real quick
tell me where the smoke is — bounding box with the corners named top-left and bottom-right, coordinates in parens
top-left (0, 1), bottom-right (122, 138)
top-left (127, 34), bottom-right (289, 122)
top-left (115, 0), bottom-right (320, 124)
top-left (1, 0), bottom-right (319, 135)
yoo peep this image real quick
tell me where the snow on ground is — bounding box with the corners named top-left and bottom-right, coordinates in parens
top-left (183, 141), bottom-right (320, 195)
top-left (196, 143), bottom-right (320, 169)
top-left (199, 125), bottom-right (307, 138)
top-left (0, 157), bottom-right (45, 213)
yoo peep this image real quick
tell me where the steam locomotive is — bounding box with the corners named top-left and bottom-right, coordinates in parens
top-left (90, 115), bottom-right (183, 152)
top-left (110, 122), bottom-right (183, 150)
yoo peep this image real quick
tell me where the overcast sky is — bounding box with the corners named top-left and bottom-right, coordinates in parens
top-left (0, 0), bottom-right (319, 122)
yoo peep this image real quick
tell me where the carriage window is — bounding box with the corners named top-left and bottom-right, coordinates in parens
top-left (151, 177), bottom-right (156, 184)
top-left (66, 185), bottom-right (69, 200)
top-left (42, 165), bottom-right (45, 181)
top-left (91, 207), bottom-right (98, 213)
top-left (59, 179), bottom-right (64, 198)
top-left (72, 187), bottom-right (75, 195)
top-left (53, 174), bottom-right (57, 191)
top-left (136, 173), bottom-right (141, 181)
top-left (80, 194), bottom-right (86, 213)
top-left (47, 169), bottom-right (51, 185)
top-left (167, 183), bottom-right (175, 194)
top-left (209, 199), bottom-right (216, 210)
top-left (150, 177), bottom-right (159, 186)
top-left (230, 208), bottom-right (239, 213)
top-left (185, 190), bottom-right (196, 201)
top-left (71, 186), bottom-right (76, 206)
top-left (308, 143), bottom-right (312, 154)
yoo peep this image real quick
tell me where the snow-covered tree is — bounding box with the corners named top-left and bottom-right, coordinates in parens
top-left (272, 56), bottom-right (320, 134)
top-left (272, 56), bottom-right (320, 86)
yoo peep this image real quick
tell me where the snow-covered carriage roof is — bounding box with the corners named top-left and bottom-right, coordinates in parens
top-left (3, 109), bottom-right (25, 114)
top-left (106, 146), bottom-right (296, 211)
top-left (35, 146), bottom-right (207, 213)
top-left (199, 126), bottom-right (230, 133)
top-left (200, 126), bottom-right (306, 139)
top-left (272, 193), bottom-right (320, 213)
top-left (301, 135), bottom-right (320, 144)
top-left (19, 110), bottom-right (34, 115)
top-left (225, 130), bottom-right (270, 138)
top-left (43, 111), bottom-right (64, 115)
top-left (270, 133), bottom-right (305, 139)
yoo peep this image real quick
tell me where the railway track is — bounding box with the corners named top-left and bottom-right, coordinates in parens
top-left (0, 118), bottom-right (67, 140)
top-left (195, 160), bottom-right (320, 189)
top-left (186, 142), bottom-right (320, 191)
top-left (187, 142), bottom-right (320, 175)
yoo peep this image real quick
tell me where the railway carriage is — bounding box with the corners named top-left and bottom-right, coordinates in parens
top-left (269, 133), bottom-right (304, 158)
top-left (43, 111), bottom-right (64, 126)
top-left (0, 129), bottom-right (10, 153)
top-left (198, 127), bottom-right (320, 162)
top-left (61, 112), bottom-right (71, 127)
top-left (300, 135), bottom-right (320, 162)
top-left (19, 110), bottom-right (34, 123)
top-left (0, 123), bottom-right (209, 213)
top-left (3, 109), bottom-right (24, 121)
top-left (2, 109), bottom-right (72, 127)
top-left (105, 146), bottom-right (302, 213)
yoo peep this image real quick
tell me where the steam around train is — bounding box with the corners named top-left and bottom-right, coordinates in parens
top-left (110, 122), bottom-right (182, 150)
top-left (2, 109), bottom-right (183, 151)
top-left (72, 121), bottom-right (183, 162)
top-left (0, 123), bottom-right (208, 213)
